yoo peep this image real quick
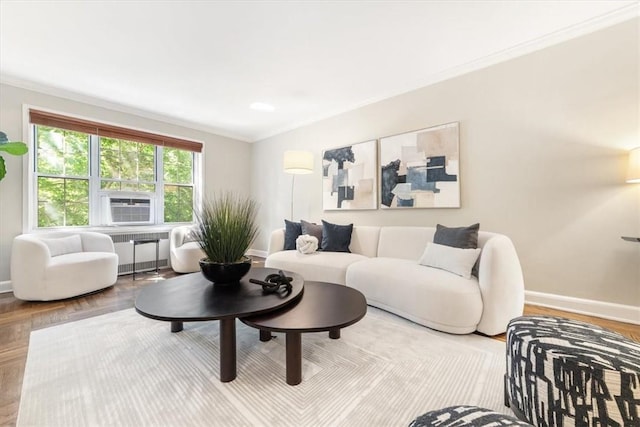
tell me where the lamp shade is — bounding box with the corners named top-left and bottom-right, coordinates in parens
top-left (627, 147), bottom-right (640, 183)
top-left (284, 150), bottom-right (314, 174)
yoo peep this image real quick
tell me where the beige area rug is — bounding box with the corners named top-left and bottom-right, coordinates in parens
top-left (18, 307), bottom-right (510, 426)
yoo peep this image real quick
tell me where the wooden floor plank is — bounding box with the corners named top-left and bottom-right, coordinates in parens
top-left (0, 262), bottom-right (637, 426)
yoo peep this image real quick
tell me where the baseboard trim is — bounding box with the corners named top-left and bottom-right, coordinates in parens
top-left (525, 290), bottom-right (640, 325)
top-left (247, 249), bottom-right (268, 258)
top-left (0, 280), bottom-right (13, 294)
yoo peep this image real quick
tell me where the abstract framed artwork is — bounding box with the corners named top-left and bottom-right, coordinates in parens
top-left (379, 122), bottom-right (460, 209)
top-left (322, 140), bottom-right (377, 210)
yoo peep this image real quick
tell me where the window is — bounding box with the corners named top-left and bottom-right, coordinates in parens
top-left (29, 110), bottom-right (202, 229)
top-left (99, 137), bottom-right (156, 192)
top-left (36, 126), bottom-right (90, 227)
top-left (163, 147), bottom-right (194, 223)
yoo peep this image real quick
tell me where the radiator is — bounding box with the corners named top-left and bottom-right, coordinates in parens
top-left (108, 231), bottom-right (170, 275)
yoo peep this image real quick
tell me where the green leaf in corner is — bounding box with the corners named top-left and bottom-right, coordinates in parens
top-left (0, 142), bottom-right (28, 156)
top-left (0, 156), bottom-right (6, 181)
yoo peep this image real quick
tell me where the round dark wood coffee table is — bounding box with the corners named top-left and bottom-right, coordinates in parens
top-left (241, 281), bottom-right (367, 385)
top-left (135, 267), bottom-right (303, 382)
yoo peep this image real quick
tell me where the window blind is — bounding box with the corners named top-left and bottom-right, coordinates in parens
top-left (29, 109), bottom-right (203, 153)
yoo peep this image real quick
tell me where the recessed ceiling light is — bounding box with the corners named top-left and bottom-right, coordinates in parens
top-left (250, 102), bottom-right (275, 112)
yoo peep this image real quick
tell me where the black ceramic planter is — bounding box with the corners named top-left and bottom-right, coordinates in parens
top-left (199, 256), bottom-right (252, 285)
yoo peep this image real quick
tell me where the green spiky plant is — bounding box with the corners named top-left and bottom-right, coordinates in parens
top-left (194, 193), bottom-right (259, 264)
top-left (0, 131), bottom-right (28, 182)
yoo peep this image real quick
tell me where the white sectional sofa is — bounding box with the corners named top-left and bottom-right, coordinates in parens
top-left (265, 226), bottom-right (524, 336)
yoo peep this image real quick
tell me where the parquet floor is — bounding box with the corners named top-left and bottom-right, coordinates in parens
top-left (1, 263), bottom-right (638, 426)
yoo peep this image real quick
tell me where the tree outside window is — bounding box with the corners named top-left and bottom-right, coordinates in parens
top-left (163, 147), bottom-right (194, 223)
top-left (36, 126), bottom-right (90, 227)
top-left (100, 137), bottom-right (156, 192)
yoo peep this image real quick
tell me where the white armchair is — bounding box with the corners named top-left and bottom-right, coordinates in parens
top-left (11, 231), bottom-right (118, 301)
top-left (170, 226), bottom-right (205, 273)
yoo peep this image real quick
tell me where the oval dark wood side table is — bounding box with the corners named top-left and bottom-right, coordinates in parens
top-left (241, 281), bottom-right (367, 386)
top-left (135, 267), bottom-right (303, 382)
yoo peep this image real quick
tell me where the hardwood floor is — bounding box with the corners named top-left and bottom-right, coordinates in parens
top-left (1, 266), bottom-right (637, 426)
top-left (0, 271), bottom-right (175, 427)
top-left (491, 305), bottom-right (640, 343)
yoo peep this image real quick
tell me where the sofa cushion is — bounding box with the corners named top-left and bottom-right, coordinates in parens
top-left (321, 220), bottom-right (353, 253)
top-left (46, 251), bottom-right (119, 299)
top-left (41, 235), bottom-right (83, 257)
top-left (348, 226), bottom-right (380, 257)
top-left (346, 257), bottom-right (483, 334)
top-left (284, 220), bottom-right (302, 250)
top-left (301, 220), bottom-right (323, 249)
top-left (377, 227), bottom-right (435, 260)
top-left (433, 223), bottom-right (479, 249)
top-left (265, 250), bottom-right (368, 285)
top-left (48, 251), bottom-right (116, 267)
top-left (418, 242), bottom-right (481, 279)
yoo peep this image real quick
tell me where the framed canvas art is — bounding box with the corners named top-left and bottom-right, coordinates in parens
top-left (322, 139), bottom-right (377, 210)
top-left (379, 122), bottom-right (460, 209)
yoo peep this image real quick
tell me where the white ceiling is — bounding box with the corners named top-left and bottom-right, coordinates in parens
top-left (1, 1), bottom-right (637, 142)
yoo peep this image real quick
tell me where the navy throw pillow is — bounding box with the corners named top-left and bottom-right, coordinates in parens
top-left (284, 220), bottom-right (302, 250)
top-left (321, 220), bottom-right (353, 253)
top-left (433, 223), bottom-right (479, 249)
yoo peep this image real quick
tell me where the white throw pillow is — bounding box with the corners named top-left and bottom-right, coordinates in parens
top-left (418, 242), bottom-right (481, 279)
top-left (41, 235), bottom-right (83, 257)
top-left (296, 234), bottom-right (318, 254)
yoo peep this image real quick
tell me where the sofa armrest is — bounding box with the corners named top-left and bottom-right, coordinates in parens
top-left (267, 229), bottom-right (285, 256)
top-left (80, 232), bottom-right (115, 253)
top-left (170, 226), bottom-right (189, 251)
top-left (476, 235), bottom-right (525, 336)
top-left (11, 235), bottom-right (52, 298)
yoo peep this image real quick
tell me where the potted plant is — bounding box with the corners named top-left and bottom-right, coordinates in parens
top-left (0, 131), bottom-right (28, 182)
top-left (193, 192), bottom-right (259, 284)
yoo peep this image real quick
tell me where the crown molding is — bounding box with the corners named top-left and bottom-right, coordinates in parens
top-left (2, 4), bottom-right (637, 143)
top-left (0, 75), bottom-right (252, 143)
top-left (252, 5), bottom-right (640, 142)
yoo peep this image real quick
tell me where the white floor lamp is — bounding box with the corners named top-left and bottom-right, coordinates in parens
top-left (284, 150), bottom-right (314, 220)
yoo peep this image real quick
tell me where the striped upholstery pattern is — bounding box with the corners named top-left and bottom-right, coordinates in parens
top-left (409, 406), bottom-right (531, 426)
top-left (505, 316), bottom-right (640, 426)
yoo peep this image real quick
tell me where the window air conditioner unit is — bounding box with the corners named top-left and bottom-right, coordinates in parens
top-left (101, 194), bottom-right (155, 225)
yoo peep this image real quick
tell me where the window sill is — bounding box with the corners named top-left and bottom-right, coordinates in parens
top-left (28, 223), bottom-right (194, 235)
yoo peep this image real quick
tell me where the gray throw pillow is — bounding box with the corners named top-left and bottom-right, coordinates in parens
top-left (321, 220), bottom-right (353, 253)
top-left (300, 220), bottom-right (323, 250)
top-left (284, 220), bottom-right (302, 250)
top-left (433, 223), bottom-right (479, 249)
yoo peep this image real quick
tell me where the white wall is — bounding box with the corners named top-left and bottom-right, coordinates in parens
top-left (0, 83), bottom-right (252, 282)
top-left (251, 18), bottom-right (640, 307)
